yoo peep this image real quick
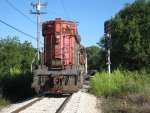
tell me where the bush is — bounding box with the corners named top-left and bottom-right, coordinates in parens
top-left (0, 72), bottom-right (35, 103)
top-left (91, 69), bottom-right (150, 97)
top-left (0, 37), bottom-right (35, 105)
top-left (0, 94), bottom-right (8, 106)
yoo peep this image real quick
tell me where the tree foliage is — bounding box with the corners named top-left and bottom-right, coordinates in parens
top-left (99, 0), bottom-right (150, 71)
top-left (0, 36), bottom-right (35, 102)
top-left (86, 46), bottom-right (105, 70)
top-left (0, 36), bottom-right (35, 75)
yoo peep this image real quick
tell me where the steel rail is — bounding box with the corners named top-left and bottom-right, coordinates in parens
top-left (11, 95), bottom-right (44, 113)
top-left (56, 94), bottom-right (73, 113)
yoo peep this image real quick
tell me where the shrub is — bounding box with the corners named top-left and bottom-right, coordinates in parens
top-left (0, 72), bottom-right (35, 102)
top-left (0, 94), bottom-right (8, 106)
top-left (91, 69), bottom-right (149, 97)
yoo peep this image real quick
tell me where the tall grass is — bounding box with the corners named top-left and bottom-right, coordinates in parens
top-left (91, 69), bottom-right (149, 97)
top-left (0, 72), bottom-right (35, 104)
top-left (0, 94), bottom-right (8, 106)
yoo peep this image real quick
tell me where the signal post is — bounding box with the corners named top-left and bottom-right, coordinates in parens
top-left (104, 20), bottom-right (112, 74)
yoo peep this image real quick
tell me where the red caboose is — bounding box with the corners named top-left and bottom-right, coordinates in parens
top-left (31, 18), bottom-right (87, 94)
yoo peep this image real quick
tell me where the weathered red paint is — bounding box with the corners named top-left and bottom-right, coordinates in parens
top-left (42, 18), bottom-right (77, 68)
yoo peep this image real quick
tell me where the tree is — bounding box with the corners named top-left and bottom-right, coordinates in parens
top-left (20, 41), bottom-right (35, 72)
top-left (0, 36), bottom-right (35, 75)
top-left (86, 46), bottom-right (105, 71)
top-left (99, 0), bottom-right (150, 71)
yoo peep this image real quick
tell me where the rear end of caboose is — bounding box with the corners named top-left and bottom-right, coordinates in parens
top-left (31, 18), bottom-right (87, 94)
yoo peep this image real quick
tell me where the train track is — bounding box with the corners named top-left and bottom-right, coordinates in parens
top-left (11, 95), bottom-right (44, 113)
top-left (56, 94), bottom-right (73, 113)
top-left (11, 94), bottom-right (72, 113)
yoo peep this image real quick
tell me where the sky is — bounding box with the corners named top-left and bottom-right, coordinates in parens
top-left (0, 0), bottom-right (134, 48)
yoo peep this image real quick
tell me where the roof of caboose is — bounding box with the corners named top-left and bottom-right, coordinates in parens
top-left (43, 18), bottom-right (78, 26)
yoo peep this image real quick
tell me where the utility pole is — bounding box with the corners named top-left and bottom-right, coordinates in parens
top-left (104, 20), bottom-right (112, 74)
top-left (30, 0), bottom-right (47, 65)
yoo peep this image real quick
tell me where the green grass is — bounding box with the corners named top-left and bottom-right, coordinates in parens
top-left (91, 69), bottom-right (149, 97)
top-left (91, 69), bottom-right (150, 113)
top-left (0, 94), bottom-right (7, 106)
top-left (0, 72), bottom-right (35, 104)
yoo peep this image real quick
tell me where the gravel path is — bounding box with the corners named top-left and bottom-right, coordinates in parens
top-left (0, 91), bottom-right (101, 113)
top-left (62, 91), bottom-right (101, 113)
top-left (20, 96), bottom-right (67, 113)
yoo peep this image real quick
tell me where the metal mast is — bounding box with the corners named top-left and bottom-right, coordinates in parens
top-left (107, 34), bottom-right (111, 74)
top-left (104, 20), bottom-right (112, 74)
top-left (31, 0), bottom-right (47, 65)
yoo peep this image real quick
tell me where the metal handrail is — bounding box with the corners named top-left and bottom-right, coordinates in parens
top-left (31, 52), bottom-right (38, 72)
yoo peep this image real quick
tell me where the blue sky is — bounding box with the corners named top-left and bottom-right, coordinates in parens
top-left (0, 0), bottom-right (134, 48)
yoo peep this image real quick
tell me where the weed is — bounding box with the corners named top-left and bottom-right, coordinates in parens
top-left (0, 72), bottom-right (35, 103)
top-left (0, 94), bottom-right (8, 106)
top-left (91, 69), bottom-right (149, 97)
top-left (92, 69), bottom-right (150, 113)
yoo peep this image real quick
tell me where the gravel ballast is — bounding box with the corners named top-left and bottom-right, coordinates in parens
top-left (0, 91), bottom-right (101, 113)
top-left (20, 97), bottom-right (67, 113)
top-left (62, 91), bottom-right (101, 113)
top-left (0, 97), bottom-right (38, 113)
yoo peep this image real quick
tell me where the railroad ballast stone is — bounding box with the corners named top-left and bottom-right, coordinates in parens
top-left (0, 91), bottom-right (101, 113)
top-left (62, 91), bottom-right (101, 113)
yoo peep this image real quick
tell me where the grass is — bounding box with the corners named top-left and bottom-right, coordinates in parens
top-left (0, 72), bottom-right (35, 106)
top-left (91, 69), bottom-right (150, 113)
top-left (101, 90), bottom-right (150, 113)
top-left (91, 69), bottom-right (149, 97)
top-left (0, 94), bottom-right (8, 106)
